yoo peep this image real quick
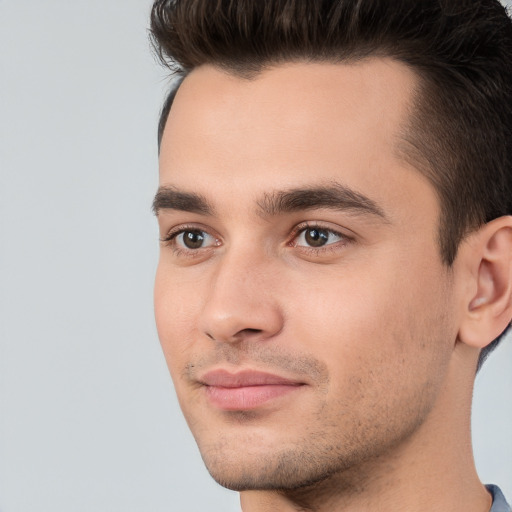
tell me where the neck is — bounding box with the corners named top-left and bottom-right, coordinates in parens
top-left (240, 346), bottom-right (491, 512)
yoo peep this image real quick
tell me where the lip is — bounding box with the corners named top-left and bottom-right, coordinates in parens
top-left (199, 369), bottom-right (305, 411)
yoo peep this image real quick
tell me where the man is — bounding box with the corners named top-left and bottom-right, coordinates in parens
top-left (150, 0), bottom-right (512, 510)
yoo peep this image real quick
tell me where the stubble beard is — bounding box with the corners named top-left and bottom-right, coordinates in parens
top-left (196, 383), bottom-right (437, 496)
top-left (180, 306), bottom-right (452, 497)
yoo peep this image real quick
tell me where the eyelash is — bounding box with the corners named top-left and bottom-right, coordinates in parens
top-left (160, 222), bottom-right (351, 258)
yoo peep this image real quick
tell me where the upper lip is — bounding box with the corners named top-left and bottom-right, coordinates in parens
top-left (199, 369), bottom-right (304, 388)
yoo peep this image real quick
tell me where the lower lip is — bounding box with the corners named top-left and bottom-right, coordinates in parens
top-left (205, 384), bottom-right (302, 410)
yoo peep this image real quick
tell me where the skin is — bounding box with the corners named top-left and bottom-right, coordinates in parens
top-left (154, 60), bottom-right (510, 511)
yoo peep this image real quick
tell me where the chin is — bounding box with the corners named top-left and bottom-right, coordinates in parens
top-left (194, 406), bottom-right (430, 493)
top-left (197, 437), bottom-right (362, 492)
top-left (203, 455), bottom-right (334, 492)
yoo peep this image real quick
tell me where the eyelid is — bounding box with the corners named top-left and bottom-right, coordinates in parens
top-left (289, 221), bottom-right (351, 242)
top-left (160, 224), bottom-right (196, 243)
top-left (161, 223), bottom-right (211, 240)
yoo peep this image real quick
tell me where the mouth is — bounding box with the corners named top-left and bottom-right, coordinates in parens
top-left (198, 369), bottom-right (306, 411)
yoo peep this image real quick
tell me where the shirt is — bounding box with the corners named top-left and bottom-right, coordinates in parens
top-left (488, 485), bottom-right (511, 512)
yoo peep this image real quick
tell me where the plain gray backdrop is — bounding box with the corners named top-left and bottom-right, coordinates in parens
top-left (1, 1), bottom-right (511, 511)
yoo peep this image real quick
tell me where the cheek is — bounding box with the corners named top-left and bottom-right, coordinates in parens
top-left (284, 255), bottom-right (454, 393)
top-left (154, 264), bottom-right (200, 374)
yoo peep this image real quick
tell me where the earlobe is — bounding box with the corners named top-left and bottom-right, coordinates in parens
top-left (458, 216), bottom-right (512, 349)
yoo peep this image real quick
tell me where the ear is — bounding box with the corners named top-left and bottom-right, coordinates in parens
top-left (457, 216), bottom-right (512, 349)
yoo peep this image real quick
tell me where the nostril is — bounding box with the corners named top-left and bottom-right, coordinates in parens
top-left (204, 328), bottom-right (262, 343)
top-left (238, 328), bottom-right (263, 336)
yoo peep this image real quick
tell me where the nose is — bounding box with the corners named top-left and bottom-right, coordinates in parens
top-left (199, 249), bottom-right (284, 344)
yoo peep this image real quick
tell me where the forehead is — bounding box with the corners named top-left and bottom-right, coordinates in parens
top-left (158, 59), bottom-right (428, 217)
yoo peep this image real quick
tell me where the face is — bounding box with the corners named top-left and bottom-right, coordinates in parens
top-left (154, 60), bottom-right (459, 491)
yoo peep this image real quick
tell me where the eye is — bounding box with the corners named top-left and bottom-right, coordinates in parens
top-left (162, 228), bottom-right (219, 251)
top-left (295, 226), bottom-right (344, 248)
top-left (177, 230), bottom-right (209, 249)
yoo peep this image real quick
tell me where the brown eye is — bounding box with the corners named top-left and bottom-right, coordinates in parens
top-left (181, 231), bottom-right (205, 249)
top-left (171, 229), bottom-right (217, 250)
top-left (295, 226), bottom-right (344, 248)
top-left (303, 228), bottom-right (329, 247)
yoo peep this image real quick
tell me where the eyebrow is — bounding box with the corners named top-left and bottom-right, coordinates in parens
top-left (152, 182), bottom-right (387, 221)
top-left (257, 182), bottom-right (387, 220)
top-left (152, 186), bottom-right (214, 216)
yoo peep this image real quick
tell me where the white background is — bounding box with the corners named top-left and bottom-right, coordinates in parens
top-left (1, 1), bottom-right (511, 511)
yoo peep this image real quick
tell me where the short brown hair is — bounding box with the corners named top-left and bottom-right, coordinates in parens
top-left (150, 0), bottom-right (512, 366)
